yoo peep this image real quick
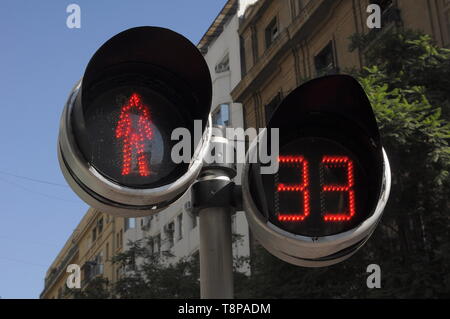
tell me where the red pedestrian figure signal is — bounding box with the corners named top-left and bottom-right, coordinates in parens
top-left (115, 93), bottom-right (153, 177)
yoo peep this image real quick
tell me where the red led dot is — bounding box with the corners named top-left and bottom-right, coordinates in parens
top-left (321, 156), bottom-right (356, 223)
top-left (277, 156), bottom-right (310, 223)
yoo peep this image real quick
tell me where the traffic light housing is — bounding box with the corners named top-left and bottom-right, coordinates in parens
top-left (242, 75), bottom-right (391, 267)
top-left (58, 27), bottom-right (212, 217)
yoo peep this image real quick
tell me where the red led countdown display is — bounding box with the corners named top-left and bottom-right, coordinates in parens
top-left (276, 155), bottom-right (356, 223)
top-left (263, 137), bottom-right (370, 237)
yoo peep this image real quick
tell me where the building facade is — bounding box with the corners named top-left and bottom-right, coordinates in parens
top-left (231, 0), bottom-right (450, 130)
top-left (40, 209), bottom-right (125, 299)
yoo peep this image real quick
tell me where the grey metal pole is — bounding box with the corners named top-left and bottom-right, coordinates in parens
top-left (192, 125), bottom-right (237, 299)
top-left (199, 206), bottom-right (234, 299)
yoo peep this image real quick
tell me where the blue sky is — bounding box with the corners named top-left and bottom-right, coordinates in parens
top-left (0, 0), bottom-right (226, 299)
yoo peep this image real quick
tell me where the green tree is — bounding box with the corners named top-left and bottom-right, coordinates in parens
top-left (350, 29), bottom-right (450, 116)
top-left (357, 66), bottom-right (450, 297)
top-left (72, 234), bottom-right (250, 299)
top-left (68, 277), bottom-right (111, 299)
top-left (111, 237), bottom-right (201, 299)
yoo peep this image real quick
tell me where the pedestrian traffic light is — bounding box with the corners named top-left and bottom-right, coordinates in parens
top-left (242, 75), bottom-right (391, 267)
top-left (58, 26), bottom-right (212, 217)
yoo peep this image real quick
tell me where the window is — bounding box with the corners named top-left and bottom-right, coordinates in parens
top-left (83, 255), bottom-right (102, 282)
top-left (117, 229), bottom-right (123, 248)
top-left (251, 26), bottom-right (259, 63)
top-left (297, 0), bottom-right (313, 19)
top-left (97, 217), bottom-right (104, 234)
top-left (314, 42), bottom-right (338, 76)
top-left (446, 1), bottom-right (450, 37)
top-left (87, 236), bottom-right (92, 249)
top-left (125, 218), bottom-right (136, 231)
top-left (231, 214), bottom-right (237, 234)
top-left (106, 242), bottom-right (109, 261)
top-left (240, 36), bottom-right (247, 76)
top-left (184, 200), bottom-right (193, 213)
top-left (265, 17), bottom-right (279, 49)
top-left (99, 253), bottom-right (104, 274)
top-left (215, 54), bottom-right (230, 73)
top-left (371, 0), bottom-right (393, 12)
top-left (192, 214), bottom-right (198, 229)
top-left (92, 227), bottom-right (97, 242)
top-left (212, 103), bottom-right (230, 126)
top-left (191, 250), bottom-right (200, 264)
top-left (148, 237), bottom-right (155, 254)
top-left (448, 10), bottom-right (450, 37)
top-left (297, 0), bottom-right (309, 13)
top-left (145, 215), bottom-right (153, 230)
top-left (165, 222), bottom-right (175, 249)
top-left (177, 214), bottom-right (183, 241)
top-left (365, 1), bottom-right (401, 43)
top-left (93, 252), bottom-right (104, 276)
top-left (265, 93), bottom-right (282, 124)
top-left (83, 262), bottom-right (91, 281)
top-left (153, 234), bottom-right (161, 253)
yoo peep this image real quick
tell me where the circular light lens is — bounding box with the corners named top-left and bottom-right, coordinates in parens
top-left (79, 86), bottom-right (188, 188)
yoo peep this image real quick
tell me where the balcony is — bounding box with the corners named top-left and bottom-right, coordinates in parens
top-left (82, 261), bottom-right (104, 288)
top-left (41, 244), bottom-right (79, 298)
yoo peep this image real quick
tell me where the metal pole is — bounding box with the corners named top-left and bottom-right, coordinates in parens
top-left (199, 206), bottom-right (234, 299)
top-left (192, 125), bottom-right (237, 299)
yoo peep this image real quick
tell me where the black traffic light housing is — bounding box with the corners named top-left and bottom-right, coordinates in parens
top-left (58, 27), bottom-right (212, 217)
top-left (242, 75), bottom-right (391, 267)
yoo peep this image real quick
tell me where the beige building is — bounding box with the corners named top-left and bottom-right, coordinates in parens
top-left (40, 210), bottom-right (125, 299)
top-left (231, 0), bottom-right (450, 129)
